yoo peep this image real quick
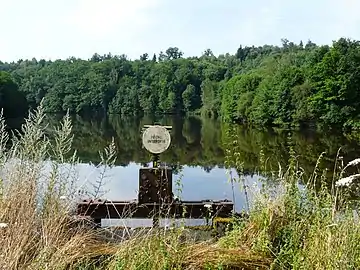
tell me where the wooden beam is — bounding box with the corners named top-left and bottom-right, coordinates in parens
top-left (77, 200), bottom-right (234, 220)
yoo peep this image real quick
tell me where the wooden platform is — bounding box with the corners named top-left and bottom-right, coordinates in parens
top-left (77, 199), bottom-right (234, 226)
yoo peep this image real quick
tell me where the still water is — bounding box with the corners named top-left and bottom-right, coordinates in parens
top-left (10, 114), bottom-right (360, 226)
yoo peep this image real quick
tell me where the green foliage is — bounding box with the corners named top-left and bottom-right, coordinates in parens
top-left (221, 73), bottom-right (261, 122)
top-left (182, 84), bottom-right (198, 112)
top-left (219, 132), bottom-right (360, 269)
top-left (3, 104), bottom-right (360, 269)
top-left (0, 71), bottom-right (28, 117)
top-left (2, 38), bottom-right (360, 129)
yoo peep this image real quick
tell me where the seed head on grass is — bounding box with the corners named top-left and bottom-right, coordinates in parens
top-left (0, 104), bottom-right (117, 270)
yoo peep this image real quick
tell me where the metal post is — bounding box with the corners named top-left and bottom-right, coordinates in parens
top-left (141, 124), bottom-right (172, 229)
top-left (152, 153), bottom-right (160, 168)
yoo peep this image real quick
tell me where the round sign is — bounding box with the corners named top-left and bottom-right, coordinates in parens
top-left (142, 125), bottom-right (171, 154)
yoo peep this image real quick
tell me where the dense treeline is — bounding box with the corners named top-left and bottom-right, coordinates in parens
top-left (1, 38), bottom-right (360, 130)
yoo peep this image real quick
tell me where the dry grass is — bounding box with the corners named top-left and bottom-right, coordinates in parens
top-left (0, 104), bottom-right (271, 270)
top-left (0, 104), bottom-right (116, 270)
top-left (99, 229), bottom-right (271, 270)
top-left (184, 243), bottom-right (271, 270)
top-left (1, 103), bottom-right (360, 269)
top-left (218, 138), bottom-right (360, 269)
top-left (0, 102), bottom-right (118, 270)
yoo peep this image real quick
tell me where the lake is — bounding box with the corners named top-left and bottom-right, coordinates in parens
top-left (7, 114), bottom-right (360, 227)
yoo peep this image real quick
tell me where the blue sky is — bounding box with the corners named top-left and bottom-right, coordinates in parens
top-left (1, 0), bottom-right (359, 62)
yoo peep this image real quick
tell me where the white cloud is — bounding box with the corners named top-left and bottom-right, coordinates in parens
top-left (65, 0), bottom-right (161, 39)
top-left (331, 0), bottom-right (360, 39)
top-left (237, 1), bottom-right (283, 46)
top-left (1, 0), bottom-right (360, 61)
top-left (227, 0), bottom-right (360, 49)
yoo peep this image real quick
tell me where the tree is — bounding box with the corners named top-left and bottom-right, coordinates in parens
top-left (0, 71), bottom-right (28, 117)
top-left (182, 84), bottom-right (197, 112)
top-left (90, 53), bottom-right (102, 62)
top-left (203, 49), bottom-right (214, 57)
top-left (140, 53), bottom-right (149, 61)
top-left (152, 54), bottom-right (157, 62)
top-left (165, 47), bottom-right (183, 60)
top-left (235, 45), bottom-right (250, 62)
top-left (1, 37), bottom-right (360, 130)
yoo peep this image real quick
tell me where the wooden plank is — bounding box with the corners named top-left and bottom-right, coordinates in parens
top-left (76, 200), bottom-right (234, 220)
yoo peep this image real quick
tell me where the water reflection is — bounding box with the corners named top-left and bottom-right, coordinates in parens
top-left (73, 162), bottom-right (261, 214)
top-left (39, 114), bottom-right (360, 176)
top-left (7, 114), bottom-right (360, 218)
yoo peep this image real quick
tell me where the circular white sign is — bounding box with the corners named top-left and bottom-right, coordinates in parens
top-left (142, 126), bottom-right (171, 154)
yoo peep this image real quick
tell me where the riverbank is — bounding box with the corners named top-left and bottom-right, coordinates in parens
top-left (1, 106), bottom-right (360, 269)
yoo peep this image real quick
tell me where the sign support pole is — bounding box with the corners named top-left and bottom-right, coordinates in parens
top-left (141, 124), bottom-right (172, 228)
top-left (152, 153), bottom-right (160, 168)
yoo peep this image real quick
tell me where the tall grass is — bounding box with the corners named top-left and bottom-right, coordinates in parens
top-left (0, 104), bottom-right (114, 269)
top-left (220, 127), bottom-right (360, 269)
top-left (1, 106), bottom-right (359, 269)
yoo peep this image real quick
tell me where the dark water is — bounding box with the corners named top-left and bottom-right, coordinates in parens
top-left (8, 114), bottom-right (360, 226)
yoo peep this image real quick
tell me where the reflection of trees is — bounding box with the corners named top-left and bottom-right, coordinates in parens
top-left (221, 124), bottom-right (360, 181)
top-left (44, 114), bottom-right (116, 164)
top-left (103, 114), bottom-right (226, 170)
top-left (42, 114), bottom-right (360, 177)
top-left (182, 117), bottom-right (201, 145)
top-left (203, 166), bottom-right (213, 173)
top-left (108, 114), bottom-right (146, 163)
top-left (200, 117), bottom-right (225, 172)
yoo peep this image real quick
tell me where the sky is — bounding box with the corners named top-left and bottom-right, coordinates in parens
top-left (1, 0), bottom-right (360, 62)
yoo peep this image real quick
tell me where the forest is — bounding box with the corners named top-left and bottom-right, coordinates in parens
top-left (1, 37), bottom-right (360, 130)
